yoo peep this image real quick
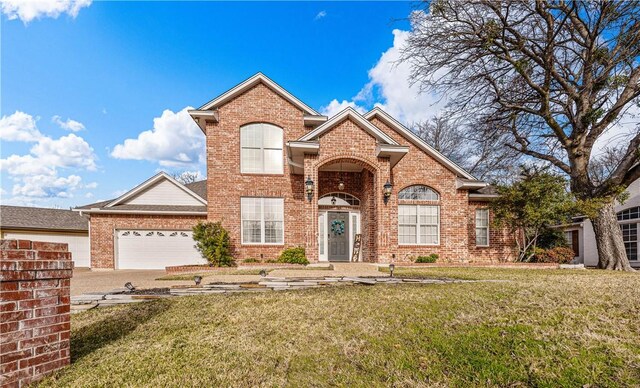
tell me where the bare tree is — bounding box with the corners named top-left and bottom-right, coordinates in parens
top-left (402, 0), bottom-right (640, 270)
top-left (413, 115), bottom-right (521, 183)
top-left (171, 171), bottom-right (201, 185)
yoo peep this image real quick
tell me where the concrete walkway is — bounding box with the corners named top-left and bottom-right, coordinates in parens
top-left (71, 263), bottom-right (382, 296)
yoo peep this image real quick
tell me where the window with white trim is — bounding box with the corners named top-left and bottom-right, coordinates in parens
top-left (475, 208), bottom-right (490, 246)
top-left (398, 205), bottom-right (439, 245)
top-left (398, 185), bottom-right (440, 201)
top-left (240, 123), bottom-right (283, 174)
top-left (241, 198), bottom-right (284, 244)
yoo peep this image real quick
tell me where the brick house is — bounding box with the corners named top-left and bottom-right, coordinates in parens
top-left (76, 73), bottom-right (513, 269)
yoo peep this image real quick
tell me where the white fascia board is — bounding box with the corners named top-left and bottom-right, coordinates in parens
top-left (287, 141), bottom-right (320, 152)
top-left (105, 172), bottom-right (207, 208)
top-left (364, 108), bottom-right (477, 180)
top-left (468, 193), bottom-right (500, 201)
top-left (188, 110), bottom-right (219, 133)
top-left (198, 73), bottom-right (320, 116)
top-left (456, 178), bottom-right (489, 190)
top-left (299, 108), bottom-right (399, 145)
top-left (77, 209), bottom-right (207, 216)
top-left (304, 115), bottom-right (328, 127)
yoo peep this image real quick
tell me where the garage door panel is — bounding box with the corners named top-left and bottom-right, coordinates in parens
top-left (116, 230), bottom-right (206, 270)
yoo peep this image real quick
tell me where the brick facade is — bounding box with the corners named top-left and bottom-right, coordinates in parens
top-left (89, 214), bottom-right (205, 269)
top-left (85, 76), bottom-right (514, 268)
top-left (0, 240), bottom-right (72, 387)
top-left (202, 81), bottom-right (514, 263)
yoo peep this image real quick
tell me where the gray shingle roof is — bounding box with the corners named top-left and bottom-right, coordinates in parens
top-left (0, 205), bottom-right (88, 232)
top-left (185, 180), bottom-right (207, 200)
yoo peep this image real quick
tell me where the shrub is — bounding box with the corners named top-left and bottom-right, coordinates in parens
top-left (243, 258), bottom-right (259, 263)
top-left (531, 247), bottom-right (575, 264)
top-left (415, 254), bottom-right (438, 263)
top-left (537, 228), bottom-right (569, 249)
top-left (192, 221), bottom-right (234, 267)
top-left (278, 247), bottom-right (309, 265)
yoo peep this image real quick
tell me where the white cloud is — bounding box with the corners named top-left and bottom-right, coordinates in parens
top-left (315, 10), bottom-right (327, 20)
top-left (320, 99), bottom-right (367, 117)
top-left (0, 111), bottom-right (43, 142)
top-left (0, 111), bottom-right (98, 200)
top-left (84, 181), bottom-right (98, 189)
top-left (111, 107), bottom-right (205, 168)
top-left (84, 192), bottom-right (94, 198)
top-left (12, 174), bottom-right (82, 198)
top-left (31, 133), bottom-right (97, 171)
top-left (321, 29), bottom-right (446, 125)
top-left (1, 0), bottom-right (92, 23)
top-left (52, 115), bottom-right (85, 132)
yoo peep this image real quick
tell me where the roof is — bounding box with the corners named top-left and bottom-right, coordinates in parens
top-left (364, 107), bottom-right (478, 180)
top-left (0, 205), bottom-right (88, 232)
top-left (298, 107), bottom-right (400, 145)
top-left (75, 175), bottom-right (208, 215)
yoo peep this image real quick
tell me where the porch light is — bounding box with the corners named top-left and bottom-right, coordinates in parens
top-left (389, 263), bottom-right (395, 278)
top-left (194, 275), bottom-right (202, 286)
top-left (305, 176), bottom-right (314, 202)
top-left (124, 282), bottom-right (136, 291)
top-left (338, 181), bottom-right (345, 191)
top-left (383, 181), bottom-right (393, 204)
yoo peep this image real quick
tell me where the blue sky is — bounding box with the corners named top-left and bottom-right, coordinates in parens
top-left (1, 1), bottom-right (446, 208)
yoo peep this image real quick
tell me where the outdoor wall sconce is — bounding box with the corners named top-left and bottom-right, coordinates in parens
top-left (305, 176), bottom-right (314, 202)
top-left (383, 181), bottom-right (393, 204)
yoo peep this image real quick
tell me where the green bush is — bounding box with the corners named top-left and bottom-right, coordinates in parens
top-left (191, 221), bottom-right (234, 267)
top-left (531, 247), bottom-right (575, 264)
top-left (243, 258), bottom-right (259, 263)
top-left (278, 247), bottom-right (309, 265)
top-left (537, 228), bottom-right (569, 249)
top-left (415, 254), bottom-right (438, 263)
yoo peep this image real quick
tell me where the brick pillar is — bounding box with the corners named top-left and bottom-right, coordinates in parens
top-left (304, 155), bottom-right (319, 262)
top-left (376, 158), bottom-right (393, 262)
top-left (0, 239), bottom-right (73, 388)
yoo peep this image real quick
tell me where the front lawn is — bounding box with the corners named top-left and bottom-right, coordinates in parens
top-left (39, 269), bottom-right (640, 387)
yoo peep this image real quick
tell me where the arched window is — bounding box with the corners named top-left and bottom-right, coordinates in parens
top-left (398, 185), bottom-right (440, 201)
top-left (618, 207), bottom-right (640, 221)
top-left (240, 123), bottom-right (283, 174)
top-left (398, 185), bottom-right (440, 245)
top-left (318, 193), bottom-right (360, 206)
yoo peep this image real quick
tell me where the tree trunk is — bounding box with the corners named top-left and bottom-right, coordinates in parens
top-left (591, 201), bottom-right (635, 271)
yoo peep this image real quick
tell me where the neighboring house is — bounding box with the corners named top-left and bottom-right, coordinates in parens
top-left (76, 73), bottom-right (514, 270)
top-left (561, 178), bottom-right (640, 268)
top-left (0, 205), bottom-right (90, 267)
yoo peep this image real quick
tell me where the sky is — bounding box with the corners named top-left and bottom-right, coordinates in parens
top-left (1, 0), bottom-right (452, 209)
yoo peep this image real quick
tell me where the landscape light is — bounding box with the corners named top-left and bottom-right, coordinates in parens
top-left (259, 269), bottom-right (267, 277)
top-left (194, 275), bottom-right (202, 286)
top-left (389, 264), bottom-right (395, 278)
top-left (124, 282), bottom-right (136, 291)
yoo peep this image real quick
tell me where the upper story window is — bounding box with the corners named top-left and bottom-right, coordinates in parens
top-left (398, 185), bottom-right (440, 201)
top-left (240, 123), bottom-right (283, 174)
top-left (618, 207), bottom-right (640, 221)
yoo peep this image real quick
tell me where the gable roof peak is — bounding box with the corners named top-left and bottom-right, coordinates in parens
top-left (298, 107), bottom-right (400, 145)
top-left (196, 72), bottom-right (320, 116)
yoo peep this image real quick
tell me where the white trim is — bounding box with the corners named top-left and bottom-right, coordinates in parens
top-left (240, 197), bottom-right (285, 245)
top-left (286, 141), bottom-right (320, 151)
top-left (468, 193), bottom-right (499, 200)
top-left (298, 107), bottom-right (400, 145)
top-left (74, 209), bottom-right (207, 216)
top-left (105, 172), bottom-right (207, 208)
top-left (364, 107), bottom-right (477, 180)
top-left (398, 204), bottom-right (440, 246)
top-left (456, 178), bottom-right (488, 190)
top-left (198, 73), bottom-right (320, 116)
top-left (475, 208), bottom-right (490, 247)
top-left (304, 115), bottom-right (328, 127)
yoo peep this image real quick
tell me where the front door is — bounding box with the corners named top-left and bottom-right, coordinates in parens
top-left (328, 212), bottom-right (350, 262)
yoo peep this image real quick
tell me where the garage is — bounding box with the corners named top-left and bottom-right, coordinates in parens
top-left (116, 229), bottom-right (207, 270)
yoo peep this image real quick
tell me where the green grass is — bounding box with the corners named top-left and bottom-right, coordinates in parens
top-left (155, 269), bottom-right (265, 280)
top-left (39, 269), bottom-right (640, 387)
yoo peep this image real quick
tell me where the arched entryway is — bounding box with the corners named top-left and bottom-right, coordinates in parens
top-left (316, 158), bottom-right (378, 262)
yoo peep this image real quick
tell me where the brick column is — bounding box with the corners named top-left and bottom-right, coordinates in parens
top-left (0, 239), bottom-right (73, 387)
top-left (376, 158), bottom-right (394, 262)
top-left (304, 155), bottom-right (319, 262)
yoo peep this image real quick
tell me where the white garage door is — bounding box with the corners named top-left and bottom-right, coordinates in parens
top-left (1, 231), bottom-right (90, 268)
top-left (116, 230), bottom-right (206, 270)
